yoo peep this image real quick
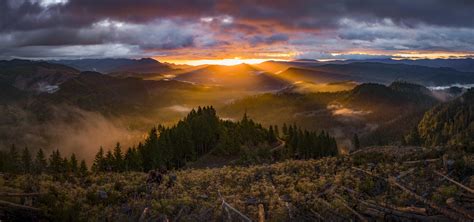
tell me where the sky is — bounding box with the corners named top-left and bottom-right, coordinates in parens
top-left (1, 0), bottom-right (474, 65)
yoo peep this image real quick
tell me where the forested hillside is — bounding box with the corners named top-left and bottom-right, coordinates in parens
top-left (413, 89), bottom-right (474, 147)
top-left (91, 106), bottom-right (338, 172)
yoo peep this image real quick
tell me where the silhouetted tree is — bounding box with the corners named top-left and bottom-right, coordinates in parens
top-left (34, 148), bottom-right (47, 174)
top-left (20, 147), bottom-right (32, 173)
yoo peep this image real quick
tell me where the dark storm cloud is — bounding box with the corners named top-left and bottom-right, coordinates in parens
top-left (3, 0), bottom-right (474, 32)
top-left (1, 0), bottom-right (474, 59)
top-left (249, 34), bottom-right (289, 46)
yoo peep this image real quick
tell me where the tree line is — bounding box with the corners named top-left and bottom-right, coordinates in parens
top-left (0, 145), bottom-right (88, 176)
top-left (92, 106), bottom-right (338, 172)
top-left (0, 106), bottom-right (339, 174)
top-left (281, 123), bottom-right (338, 159)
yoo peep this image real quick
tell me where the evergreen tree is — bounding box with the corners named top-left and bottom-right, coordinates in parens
top-left (21, 147), bottom-right (32, 173)
top-left (274, 125), bottom-right (279, 138)
top-left (141, 128), bottom-right (159, 171)
top-left (105, 150), bottom-right (114, 171)
top-left (69, 153), bottom-right (78, 173)
top-left (7, 144), bottom-right (20, 173)
top-left (62, 157), bottom-right (70, 173)
top-left (79, 160), bottom-right (88, 176)
top-left (113, 143), bottom-right (124, 171)
top-left (48, 149), bottom-right (63, 174)
top-left (92, 147), bottom-right (106, 172)
top-left (34, 148), bottom-right (47, 174)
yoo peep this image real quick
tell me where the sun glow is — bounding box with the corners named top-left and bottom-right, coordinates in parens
top-left (161, 58), bottom-right (287, 66)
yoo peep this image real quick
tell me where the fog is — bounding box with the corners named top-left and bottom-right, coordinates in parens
top-left (0, 105), bottom-right (143, 164)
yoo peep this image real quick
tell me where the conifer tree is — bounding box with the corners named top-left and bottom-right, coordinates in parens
top-left (49, 149), bottom-right (63, 174)
top-left (7, 144), bottom-right (20, 173)
top-left (21, 147), bottom-right (32, 173)
top-left (113, 142), bottom-right (123, 172)
top-left (69, 153), bottom-right (78, 173)
top-left (105, 150), bottom-right (114, 171)
top-left (92, 147), bottom-right (105, 172)
top-left (79, 160), bottom-right (88, 176)
top-left (34, 148), bottom-right (47, 174)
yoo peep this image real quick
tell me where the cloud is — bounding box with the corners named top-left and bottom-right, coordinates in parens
top-left (1, 0), bottom-right (474, 59)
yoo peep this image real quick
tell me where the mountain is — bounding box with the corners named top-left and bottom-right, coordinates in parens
top-left (174, 63), bottom-right (289, 91)
top-left (255, 60), bottom-right (322, 73)
top-left (355, 58), bottom-right (474, 72)
top-left (340, 82), bottom-right (438, 112)
top-left (258, 60), bottom-right (474, 86)
top-left (277, 67), bottom-right (354, 83)
top-left (36, 71), bottom-right (151, 114)
top-left (0, 82), bottom-right (27, 104)
top-left (310, 62), bottom-right (474, 86)
top-left (37, 71), bottom-right (203, 115)
top-left (50, 58), bottom-right (174, 74)
top-left (417, 88), bottom-right (474, 147)
top-left (0, 59), bottom-right (79, 93)
top-left (279, 81), bottom-right (358, 94)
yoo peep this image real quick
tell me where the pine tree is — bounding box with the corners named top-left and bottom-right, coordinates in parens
top-left (21, 147), bottom-right (32, 174)
top-left (92, 147), bottom-right (105, 172)
top-left (34, 149), bottom-right (47, 174)
top-left (49, 149), bottom-right (63, 174)
top-left (142, 128), bottom-right (159, 171)
top-left (7, 144), bottom-right (19, 173)
top-left (79, 160), bottom-right (88, 176)
top-left (113, 142), bottom-right (123, 172)
top-left (62, 157), bottom-right (70, 173)
top-left (105, 150), bottom-right (113, 171)
top-left (69, 153), bottom-right (78, 173)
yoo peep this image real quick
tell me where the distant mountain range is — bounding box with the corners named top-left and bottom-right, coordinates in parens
top-left (266, 61), bottom-right (474, 86)
top-left (352, 58), bottom-right (474, 72)
top-left (0, 59), bottom-right (79, 93)
top-left (49, 58), bottom-right (174, 74)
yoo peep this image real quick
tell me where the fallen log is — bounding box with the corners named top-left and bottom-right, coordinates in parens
top-left (0, 192), bottom-right (43, 197)
top-left (333, 193), bottom-right (368, 222)
top-left (309, 209), bottom-right (324, 221)
top-left (258, 204), bottom-right (265, 222)
top-left (397, 168), bottom-right (415, 180)
top-left (341, 186), bottom-right (435, 220)
top-left (434, 170), bottom-right (474, 194)
top-left (0, 200), bottom-right (41, 212)
top-left (388, 176), bottom-right (471, 222)
top-left (446, 198), bottom-right (474, 220)
top-left (403, 158), bottom-right (440, 165)
top-left (351, 167), bottom-right (471, 221)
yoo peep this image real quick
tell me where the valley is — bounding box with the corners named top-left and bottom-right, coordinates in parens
top-left (0, 58), bottom-right (473, 221)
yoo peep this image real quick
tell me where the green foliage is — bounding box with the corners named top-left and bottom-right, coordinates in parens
top-left (92, 106), bottom-right (338, 173)
top-left (69, 153), bottom-right (78, 173)
top-left (283, 124), bottom-right (338, 160)
top-left (34, 148), bottom-right (47, 174)
top-left (352, 152), bottom-right (388, 165)
top-left (0, 146), bottom-right (88, 176)
top-left (21, 147), bottom-right (32, 173)
top-left (417, 89), bottom-right (474, 147)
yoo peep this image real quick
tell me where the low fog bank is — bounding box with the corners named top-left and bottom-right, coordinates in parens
top-left (0, 105), bottom-right (143, 164)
